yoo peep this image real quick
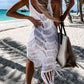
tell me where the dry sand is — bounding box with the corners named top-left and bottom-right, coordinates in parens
top-left (0, 19), bottom-right (84, 84)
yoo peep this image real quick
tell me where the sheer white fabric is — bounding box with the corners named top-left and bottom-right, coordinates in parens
top-left (27, 0), bottom-right (59, 83)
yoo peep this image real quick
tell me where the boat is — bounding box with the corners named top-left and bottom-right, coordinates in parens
top-left (20, 9), bottom-right (28, 12)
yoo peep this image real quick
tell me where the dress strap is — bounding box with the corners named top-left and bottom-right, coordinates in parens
top-left (47, 0), bottom-right (53, 16)
top-left (29, 0), bottom-right (33, 9)
top-left (29, 0), bottom-right (31, 9)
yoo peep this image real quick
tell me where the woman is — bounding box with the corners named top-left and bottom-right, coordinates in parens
top-left (6, 0), bottom-right (74, 84)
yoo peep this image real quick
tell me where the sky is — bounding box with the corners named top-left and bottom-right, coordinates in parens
top-left (0, 0), bottom-right (83, 11)
top-left (0, 0), bottom-right (27, 10)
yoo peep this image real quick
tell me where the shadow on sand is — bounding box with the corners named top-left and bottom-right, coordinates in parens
top-left (65, 20), bottom-right (84, 29)
top-left (0, 37), bottom-right (84, 84)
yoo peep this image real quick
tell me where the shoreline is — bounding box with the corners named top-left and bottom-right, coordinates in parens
top-left (0, 19), bottom-right (28, 23)
top-left (0, 19), bottom-right (32, 34)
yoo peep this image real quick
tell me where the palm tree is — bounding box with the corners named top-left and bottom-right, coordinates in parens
top-left (79, 0), bottom-right (83, 22)
top-left (77, 0), bottom-right (83, 22)
top-left (77, 0), bottom-right (80, 14)
top-left (60, 0), bottom-right (63, 14)
top-left (64, 0), bottom-right (73, 23)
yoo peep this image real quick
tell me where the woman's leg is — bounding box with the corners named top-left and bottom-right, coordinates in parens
top-left (26, 59), bottom-right (34, 84)
top-left (43, 82), bottom-right (46, 84)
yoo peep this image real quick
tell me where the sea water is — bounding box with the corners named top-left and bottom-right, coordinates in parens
top-left (0, 9), bottom-right (30, 21)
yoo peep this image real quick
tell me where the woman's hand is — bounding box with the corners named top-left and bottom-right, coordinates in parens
top-left (60, 14), bottom-right (66, 21)
top-left (60, 0), bottom-right (75, 21)
top-left (30, 17), bottom-right (42, 28)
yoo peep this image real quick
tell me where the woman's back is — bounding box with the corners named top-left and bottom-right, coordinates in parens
top-left (26, 0), bottom-right (61, 25)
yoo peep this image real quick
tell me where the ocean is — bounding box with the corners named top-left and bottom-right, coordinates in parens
top-left (0, 9), bottom-right (30, 21)
top-left (0, 9), bottom-right (79, 21)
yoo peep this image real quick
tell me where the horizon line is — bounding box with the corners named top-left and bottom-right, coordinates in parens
top-left (0, 9), bottom-right (29, 10)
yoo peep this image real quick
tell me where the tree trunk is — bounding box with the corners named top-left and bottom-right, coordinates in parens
top-left (60, 0), bottom-right (63, 14)
top-left (64, 0), bottom-right (73, 23)
top-left (79, 0), bottom-right (83, 22)
top-left (68, 13), bottom-right (73, 23)
top-left (77, 0), bottom-right (80, 15)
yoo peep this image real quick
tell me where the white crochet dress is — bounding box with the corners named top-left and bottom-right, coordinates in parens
top-left (27, 0), bottom-right (59, 84)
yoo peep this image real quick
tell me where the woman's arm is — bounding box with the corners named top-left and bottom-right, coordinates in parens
top-left (6, 0), bottom-right (32, 20)
top-left (53, 1), bottom-right (61, 26)
top-left (6, 0), bottom-right (42, 28)
top-left (61, 0), bottom-right (75, 21)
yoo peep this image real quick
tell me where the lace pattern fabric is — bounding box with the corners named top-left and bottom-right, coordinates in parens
top-left (27, 0), bottom-right (61, 83)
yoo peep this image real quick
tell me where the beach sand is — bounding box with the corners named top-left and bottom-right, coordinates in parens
top-left (0, 19), bottom-right (84, 84)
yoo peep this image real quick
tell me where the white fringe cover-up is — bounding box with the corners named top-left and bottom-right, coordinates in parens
top-left (27, 0), bottom-right (60, 84)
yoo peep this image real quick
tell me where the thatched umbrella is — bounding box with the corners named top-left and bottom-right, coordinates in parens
top-left (82, 0), bottom-right (84, 4)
